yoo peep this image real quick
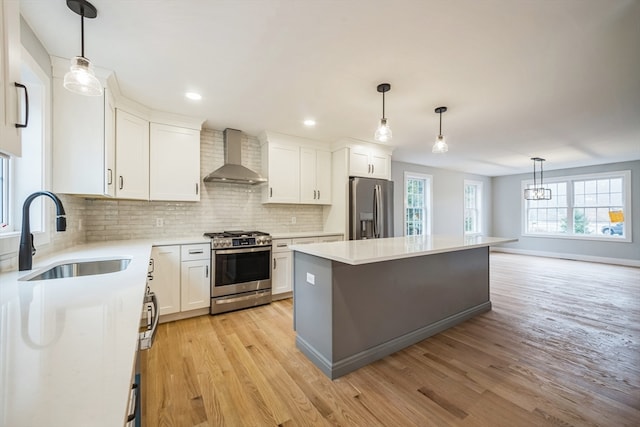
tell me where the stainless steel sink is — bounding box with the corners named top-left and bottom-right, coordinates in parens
top-left (20, 258), bottom-right (131, 281)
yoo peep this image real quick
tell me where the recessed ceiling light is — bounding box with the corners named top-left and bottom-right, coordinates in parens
top-left (303, 119), bottom-right (316, 127)
top-left (185, 92), bottom-right (202, 100)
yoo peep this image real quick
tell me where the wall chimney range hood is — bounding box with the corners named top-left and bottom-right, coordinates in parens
top-left (204, 128), bottom-right (266, 185)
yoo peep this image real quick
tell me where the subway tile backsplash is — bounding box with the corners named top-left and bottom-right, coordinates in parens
top-left (82, 128), bottom-right (324, 241)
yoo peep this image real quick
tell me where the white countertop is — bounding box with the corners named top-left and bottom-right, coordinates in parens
top-left (0, 240), bottom-right (155, 427)
top-left (289, 235), bottom-right (518, 265)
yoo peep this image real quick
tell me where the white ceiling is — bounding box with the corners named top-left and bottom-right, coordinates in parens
top-left (19, 0), bottom-right (640, 176)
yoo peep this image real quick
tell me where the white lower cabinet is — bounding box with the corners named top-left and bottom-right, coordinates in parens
top-left (272, 244), bottom-right (292, 296)
top-left (149, 246), bottom-right (181, 316)
top-left (150, 243), bottom-right (211, 320)
top-left (271, 234), bottom-right (343, 298)
top-left (180, 244), bottom-right (210, 311)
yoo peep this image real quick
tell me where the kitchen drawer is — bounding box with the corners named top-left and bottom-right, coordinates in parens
top-left (272, 239), bottom-right (292, 253)
top-left (181, 243), bottom-right (210, 261)
top-left (292, 237), bottom-right (318, 245)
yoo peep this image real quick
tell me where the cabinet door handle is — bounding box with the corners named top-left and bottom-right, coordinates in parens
top-left (313, 190), bottom-right (316, 199)
top-left (273, 258), bottom-right (277, 269)
top-left (270, 187), bottom-right (273, 198)
top-left (371, 164), bottom-right (374, 174)
top-left (195, 183), bottom-right (199, 195)
top-left (119, 176), bottom-right (124, 190)
top-left (107, 168), bottom-right (113, 185)
top-left (14, 83), bottom-right (29, 128)
top-left (205, 265), bottom-right (209, 278)
top-left (317, 190), bottom-right (320, 199)
top-left (188, 249), bottom-right (203, 254)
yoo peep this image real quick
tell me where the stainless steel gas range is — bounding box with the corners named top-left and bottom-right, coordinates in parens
top-left (204, 230), bottom-right (273, 315)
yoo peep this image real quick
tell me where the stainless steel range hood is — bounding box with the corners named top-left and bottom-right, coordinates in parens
top-left (203, 128), bottom-right (266, 184)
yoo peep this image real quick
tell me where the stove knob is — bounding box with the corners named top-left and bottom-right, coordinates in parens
top-left (225, 239), bottom-right (232, 247)
top-left (257, 237), bottom-right (264, 244)
top-left (213, 241), bottom-right (218, 248)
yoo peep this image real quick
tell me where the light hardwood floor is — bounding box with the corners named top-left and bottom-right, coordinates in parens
top-left (141, 253), bottom-right (640, 426)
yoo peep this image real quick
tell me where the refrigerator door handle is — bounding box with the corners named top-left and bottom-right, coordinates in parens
top-left (373, 184), bottom-right (382, 238)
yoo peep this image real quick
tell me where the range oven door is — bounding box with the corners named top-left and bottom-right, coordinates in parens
top-left (212, 246), bottom-right (271, 297)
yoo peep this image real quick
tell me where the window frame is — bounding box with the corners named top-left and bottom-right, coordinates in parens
top-left (0, 153), bottom-right (9, 229)
top-left (0, 46), bottom-right (51, 241)
top-left (521, 170), bottom-right (632, 242)
top-left (403, 171), bottom-right (432, 236)
top-left (463, 179), bottom-right (483, 236)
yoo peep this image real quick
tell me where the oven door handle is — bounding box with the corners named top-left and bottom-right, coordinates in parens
top-left (139, 292), bottom-right (159, 350)
top-left (215, 246), bottom-right (272, 255)
top-left (214, 291), bottom-right (270, 304)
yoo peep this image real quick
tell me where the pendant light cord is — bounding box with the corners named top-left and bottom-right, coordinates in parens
top-left (439, 110), bottom-right (443, 137)
top-left (80, 8), bottom-right (85, 57)
top-left (382, 91), bottom-right (386, 120)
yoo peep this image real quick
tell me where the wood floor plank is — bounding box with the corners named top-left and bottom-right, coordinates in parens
top-left (142, 253), bottom-right (640, 426)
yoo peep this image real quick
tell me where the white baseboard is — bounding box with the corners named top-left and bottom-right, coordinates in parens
top-left (491, 247), bottom-right (640, 268)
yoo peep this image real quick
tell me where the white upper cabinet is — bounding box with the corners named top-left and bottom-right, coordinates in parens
top-left (0, 0), bottom-right (22, 157)
top-left (149, 123), bottom-right (201, 201)
top-left (300, 147), bottom-right (331, 204)
top-left (261, 141), bottom-right (300, 203)
top-left (260, 131), bottom-right (332, 205)
top-left (349, 145), bottom-right (391, 180)
top-left (52, 72), bottom-right (115, 197)
top-left (115, 109), bottom-right (149, 200)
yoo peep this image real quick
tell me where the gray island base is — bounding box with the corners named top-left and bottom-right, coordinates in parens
top-left (293, 242), bottom-right (500, 379)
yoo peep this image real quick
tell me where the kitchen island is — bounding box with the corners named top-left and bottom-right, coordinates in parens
top-left (290, 235), bottom-right (517, 379)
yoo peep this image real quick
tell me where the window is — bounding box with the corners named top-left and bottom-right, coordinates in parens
top-left (404, 172), bottom-right (432, 236)
top-left (525, 182), bottom-right (568, 233)
top-left (464, 180), bottom-right (483, 235)
top-left (1, 47), bottom-right (49, 238)
top-left (523, 170), bottom-right (631, 241)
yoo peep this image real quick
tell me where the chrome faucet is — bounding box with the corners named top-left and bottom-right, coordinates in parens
top-left (19, 191), bottom-right (67, 271)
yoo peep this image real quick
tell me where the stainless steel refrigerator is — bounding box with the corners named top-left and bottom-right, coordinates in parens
top-left (349, 177), bottom-right (394, 240)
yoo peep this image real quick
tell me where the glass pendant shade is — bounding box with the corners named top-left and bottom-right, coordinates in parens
top-left (432, 135), bottom-right (448, 153)
top-left (524, 187), bottom-right (552, 200)
top-left (64, 56), bottom-right (103, 96)
top-left (375, 118), bottom-right (392, 143)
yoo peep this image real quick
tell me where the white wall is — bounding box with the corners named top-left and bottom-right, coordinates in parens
top-left (391, 161), bottom-right (492, 237)
top-left (492, 160), bottom-right (640, 264)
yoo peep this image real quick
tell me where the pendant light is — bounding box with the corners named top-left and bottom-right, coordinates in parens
top-left (374, 83), bottom-right (392, 143)
top-left (64, 0), bottom-right (103, 96)
top-left (432, 106), bottom-right (448, 153)
top-left (524, 157), bottom-right (552, 200)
